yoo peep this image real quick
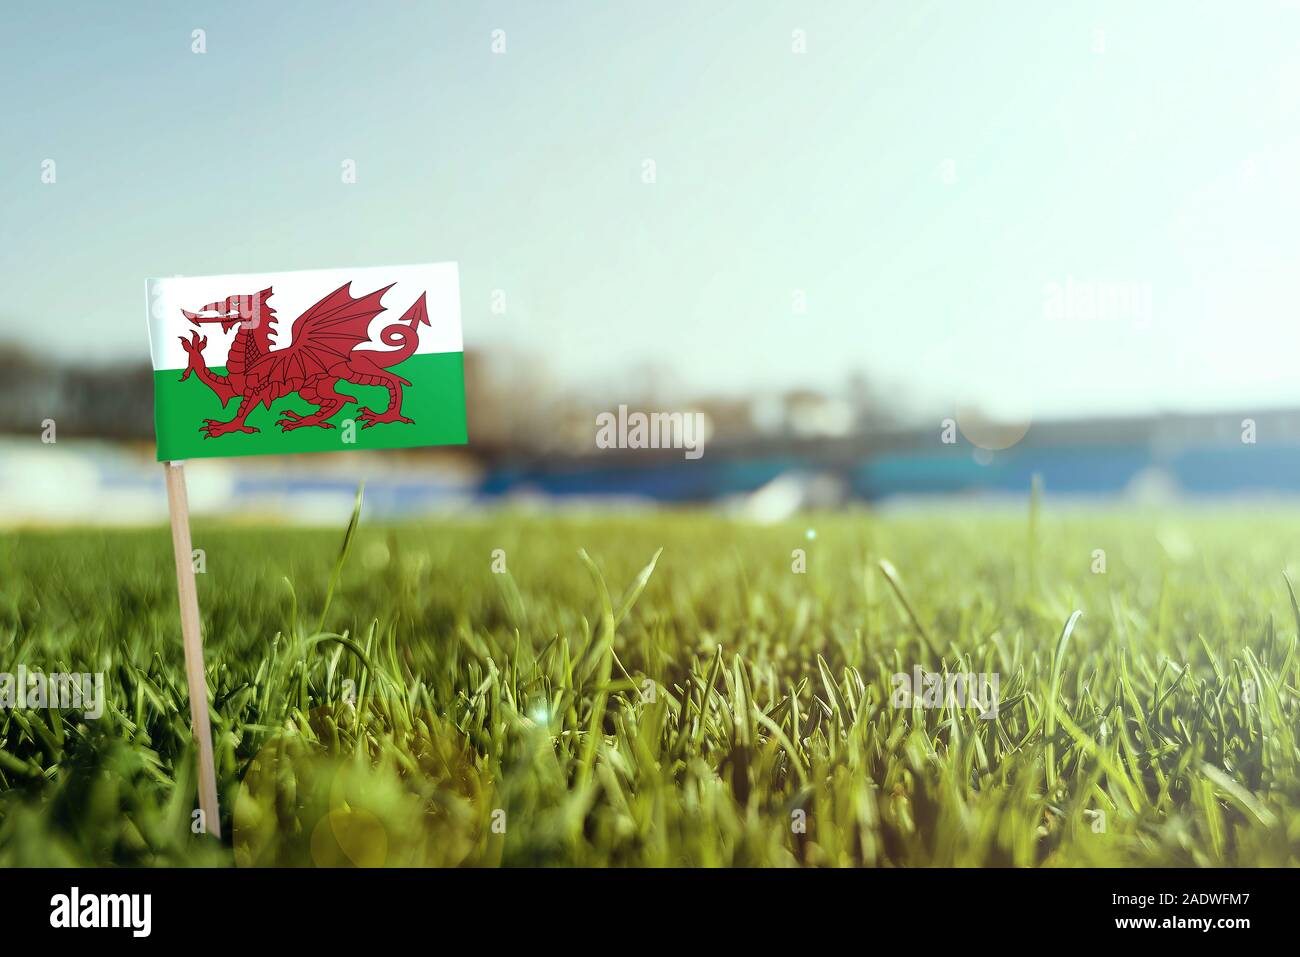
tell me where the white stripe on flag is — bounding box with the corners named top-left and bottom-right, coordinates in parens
top-left (145, 262), bottom-right (462, 371)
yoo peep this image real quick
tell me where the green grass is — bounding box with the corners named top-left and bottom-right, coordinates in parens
top-left (2, 502), bottom-right (1300, 866)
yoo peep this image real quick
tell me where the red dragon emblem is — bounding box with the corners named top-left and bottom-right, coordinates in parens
top-left (177, 282), bottom-right (429, 438)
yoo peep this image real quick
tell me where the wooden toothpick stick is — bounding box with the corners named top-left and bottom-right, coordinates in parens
top-left (163, 461), bottom-right (222, 839)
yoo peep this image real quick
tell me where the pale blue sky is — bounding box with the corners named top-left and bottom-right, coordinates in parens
top-left (4, 1), bottom-right (1300, 419)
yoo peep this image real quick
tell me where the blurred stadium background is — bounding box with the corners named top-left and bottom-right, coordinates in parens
top-left (2, 342), bottom-right (1296, 525)
top-left (6, 2), bottom-right (1300, 524)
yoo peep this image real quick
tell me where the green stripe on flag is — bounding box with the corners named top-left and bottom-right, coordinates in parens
top-left (153, 352), bottom-right (467, 460)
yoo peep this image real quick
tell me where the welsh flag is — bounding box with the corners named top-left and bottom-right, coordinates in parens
top-left (145, 263), bottom-right (467, 460)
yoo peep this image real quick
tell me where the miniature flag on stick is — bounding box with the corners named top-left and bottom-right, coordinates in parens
top-left (146, 263), bottom-right (467, 459)
top-left (144, 263), bottom-right (467, 836)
